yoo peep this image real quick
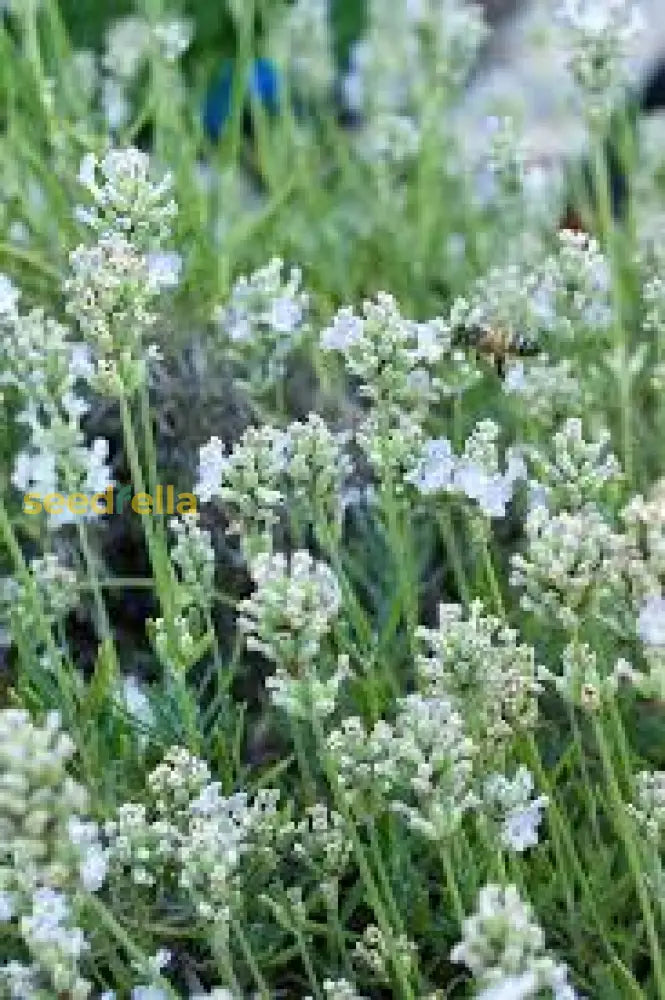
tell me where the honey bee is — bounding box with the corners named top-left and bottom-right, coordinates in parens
top-left (454, 323), bottom-right (539, 377)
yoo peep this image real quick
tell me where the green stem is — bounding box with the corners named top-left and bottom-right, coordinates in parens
top-left (593, 716), bottom-right (665, 998)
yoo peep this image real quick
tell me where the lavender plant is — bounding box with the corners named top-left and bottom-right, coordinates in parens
top-left (1, 0), bottom-right (665, 997)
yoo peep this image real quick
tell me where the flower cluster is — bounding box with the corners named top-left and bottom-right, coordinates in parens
top-left (548, 640), bottom-right (608, 710)
top-left (216, 258), bottom-right (309, 386)
top-left (321, 293), bottom-right (455, 483)
top-left (1, 554), bottom-right (77, 646)
top-left (416, 601), bottom-right (540, 748)
top-left (267, 653), bottom-right (349, 721)
top-left (105, 746), bottom-right (281, 924)
top-left (409, 420), bottom-right (526, 518)
top-left (451, 884), bottom-right (578, 999)
top-left (150, 514), bottom-right (217, 673)
top-left (344, 0), bottom-right (486, 164)
top-left (449, 262), bottom-right (554, 355)
top-left (291, 803), bottom-right (353, 878)
top-left (180, 784), bottom-right (281, 922)
top-left (168, 512), bottom-right (216, 612)
top-left (328, 693), bottom-right (477, 840)
top-left (196, 415), bottom-right (352, 559)
top-left (102, 15), bottom-right (192, 129)
top-left (75, 149), bottom-right (177, 245)
top-left (313, 980), bottom-right (367, 1000)
top-left (628, 771), bottom-right (665, 842)
top-left (355, 923), bottom-right (417, 984)
top-left (196, 425), bottom-right (287, 558)
top-left (526, 417), bottom-right (622, 512)
top-left (622, 479), bottom-right (665, 599)
top-left (610, 483), bottom-right (665, 696)
top-left (66, 148), bottom-right (178, 395)
top-left (483, 768), bottom-right (548, 853)
top-left (637, 594), bottom-right (665, 648)
top-left (269, 0), bottom-right (335, 98)
top-left (1, 277), bottom-right (112, 526)
top-left (558, 0), bottom-right (643, 123)
top-left (286, 413), bottom-right (352, 529)
top-left (239, 549), bottom-right (341, 670)
top-left (0, 710), bottom-right (106, 998)
top-left (540, 229), bottom-right (613, 338)
top-left (503, 357), bottom-right (581, 428)
top-left (321, 294), bottom-right (448, 412)
top-left (511, 504), bottom-right (627, 629)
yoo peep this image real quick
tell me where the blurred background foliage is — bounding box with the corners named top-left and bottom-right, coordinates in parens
top-left (58, 0), bottom-right (365, 66)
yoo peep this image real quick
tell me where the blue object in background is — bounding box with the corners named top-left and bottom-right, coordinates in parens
top-left (203, 58), bottom-right (281, 142)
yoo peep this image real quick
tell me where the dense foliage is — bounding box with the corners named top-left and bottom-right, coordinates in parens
top-left (2, 1), bottom-right (665, 998)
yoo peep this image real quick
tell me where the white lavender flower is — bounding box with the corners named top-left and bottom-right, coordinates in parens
top-left (197, 425), bottom-right (288, 557)
top-left (357, 112), bottom-right (422, 165)
top-left (622, 480), bottom-right (665, 599)
top-left (104, 802), bottom-right (178, 888)
top-left (1, 297), bottom-right (113, 525)
top-left (392, 693), bottom-right (478, 840)
top-left (628, 771), bottom-right (665, 842)
top-left (558, 0), bottom-right (644, 123)
top-left (0, 273), bottom-right (20, 317)
top-left (169, 513), bottom-right (216, 610)
top-left (180, 785), bottom-right (281, 923)
top-left (317, 979), bottom-right (368, 1000)
top-left (527, 417), bottom-right (622, 512)
top-left (637, 594), bottom-right (665, 647)
top-left (195, 437), bottom-right (227, 504)
top-left (540, 229), bottom-right (613, 337)
top-left (357, 409), bottom-right (426, 487)
top-left (407, 437), bottom-right (456, 494)
top-left (450, 262), bottom-right (554, 356)
top-left (239, 550), bottom-right (341, 668)
top-left (216, 259), bottom-right (309, 383)
top-left (103, 16), bottom-right (152, 80)
top-left (328, 694), bottom-right (477, 839)
top-left (146, 250), bottom-right (182, 290)
top-left (266, 654), bottom-right (349, 720)
top-left (344, 0), bottom-right (486, 163)
top-left (20, 888), bottom-right (90, 998)
top-left (451, 884), bottom-right (578, 999)
top-left (543, 640), bottom-right (606, 711)
top-left (292, 803), bottom-right (352, 876)
top-left (321, 294), bottom-right (447, 412)
top-left (416, 601), bottom-right (540, 746)
top-left (454, 421), bottom-right (526, 518)
top-left (285, 413), bottom-right (352, 522)
top-left (106, 746), bottom-right (281, 924)
top-left (0, 711), bottom-right (104, 997)
top-left (410, 421), bottom-right (525, 519)
top-left (484, 768), bottom-right (548, 853)
top-left (511, 505), bottom-right (627, 629)
top-left (148, 747), bottom-right (212, 819)
top-left (0, 961), bottom-right (41, 998)
top-left (67, 819), bottom-right (108, 892)
top-left (269, 0), bottom-right (335, 98)
top-left (1, 554), bottom-right (78, 642)
top-left (503, 356), bottom-right (581, 426)
top-left (76, 148), bottom-right (176, 246)
top-left (67, 149), bottom-right (177, 393)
